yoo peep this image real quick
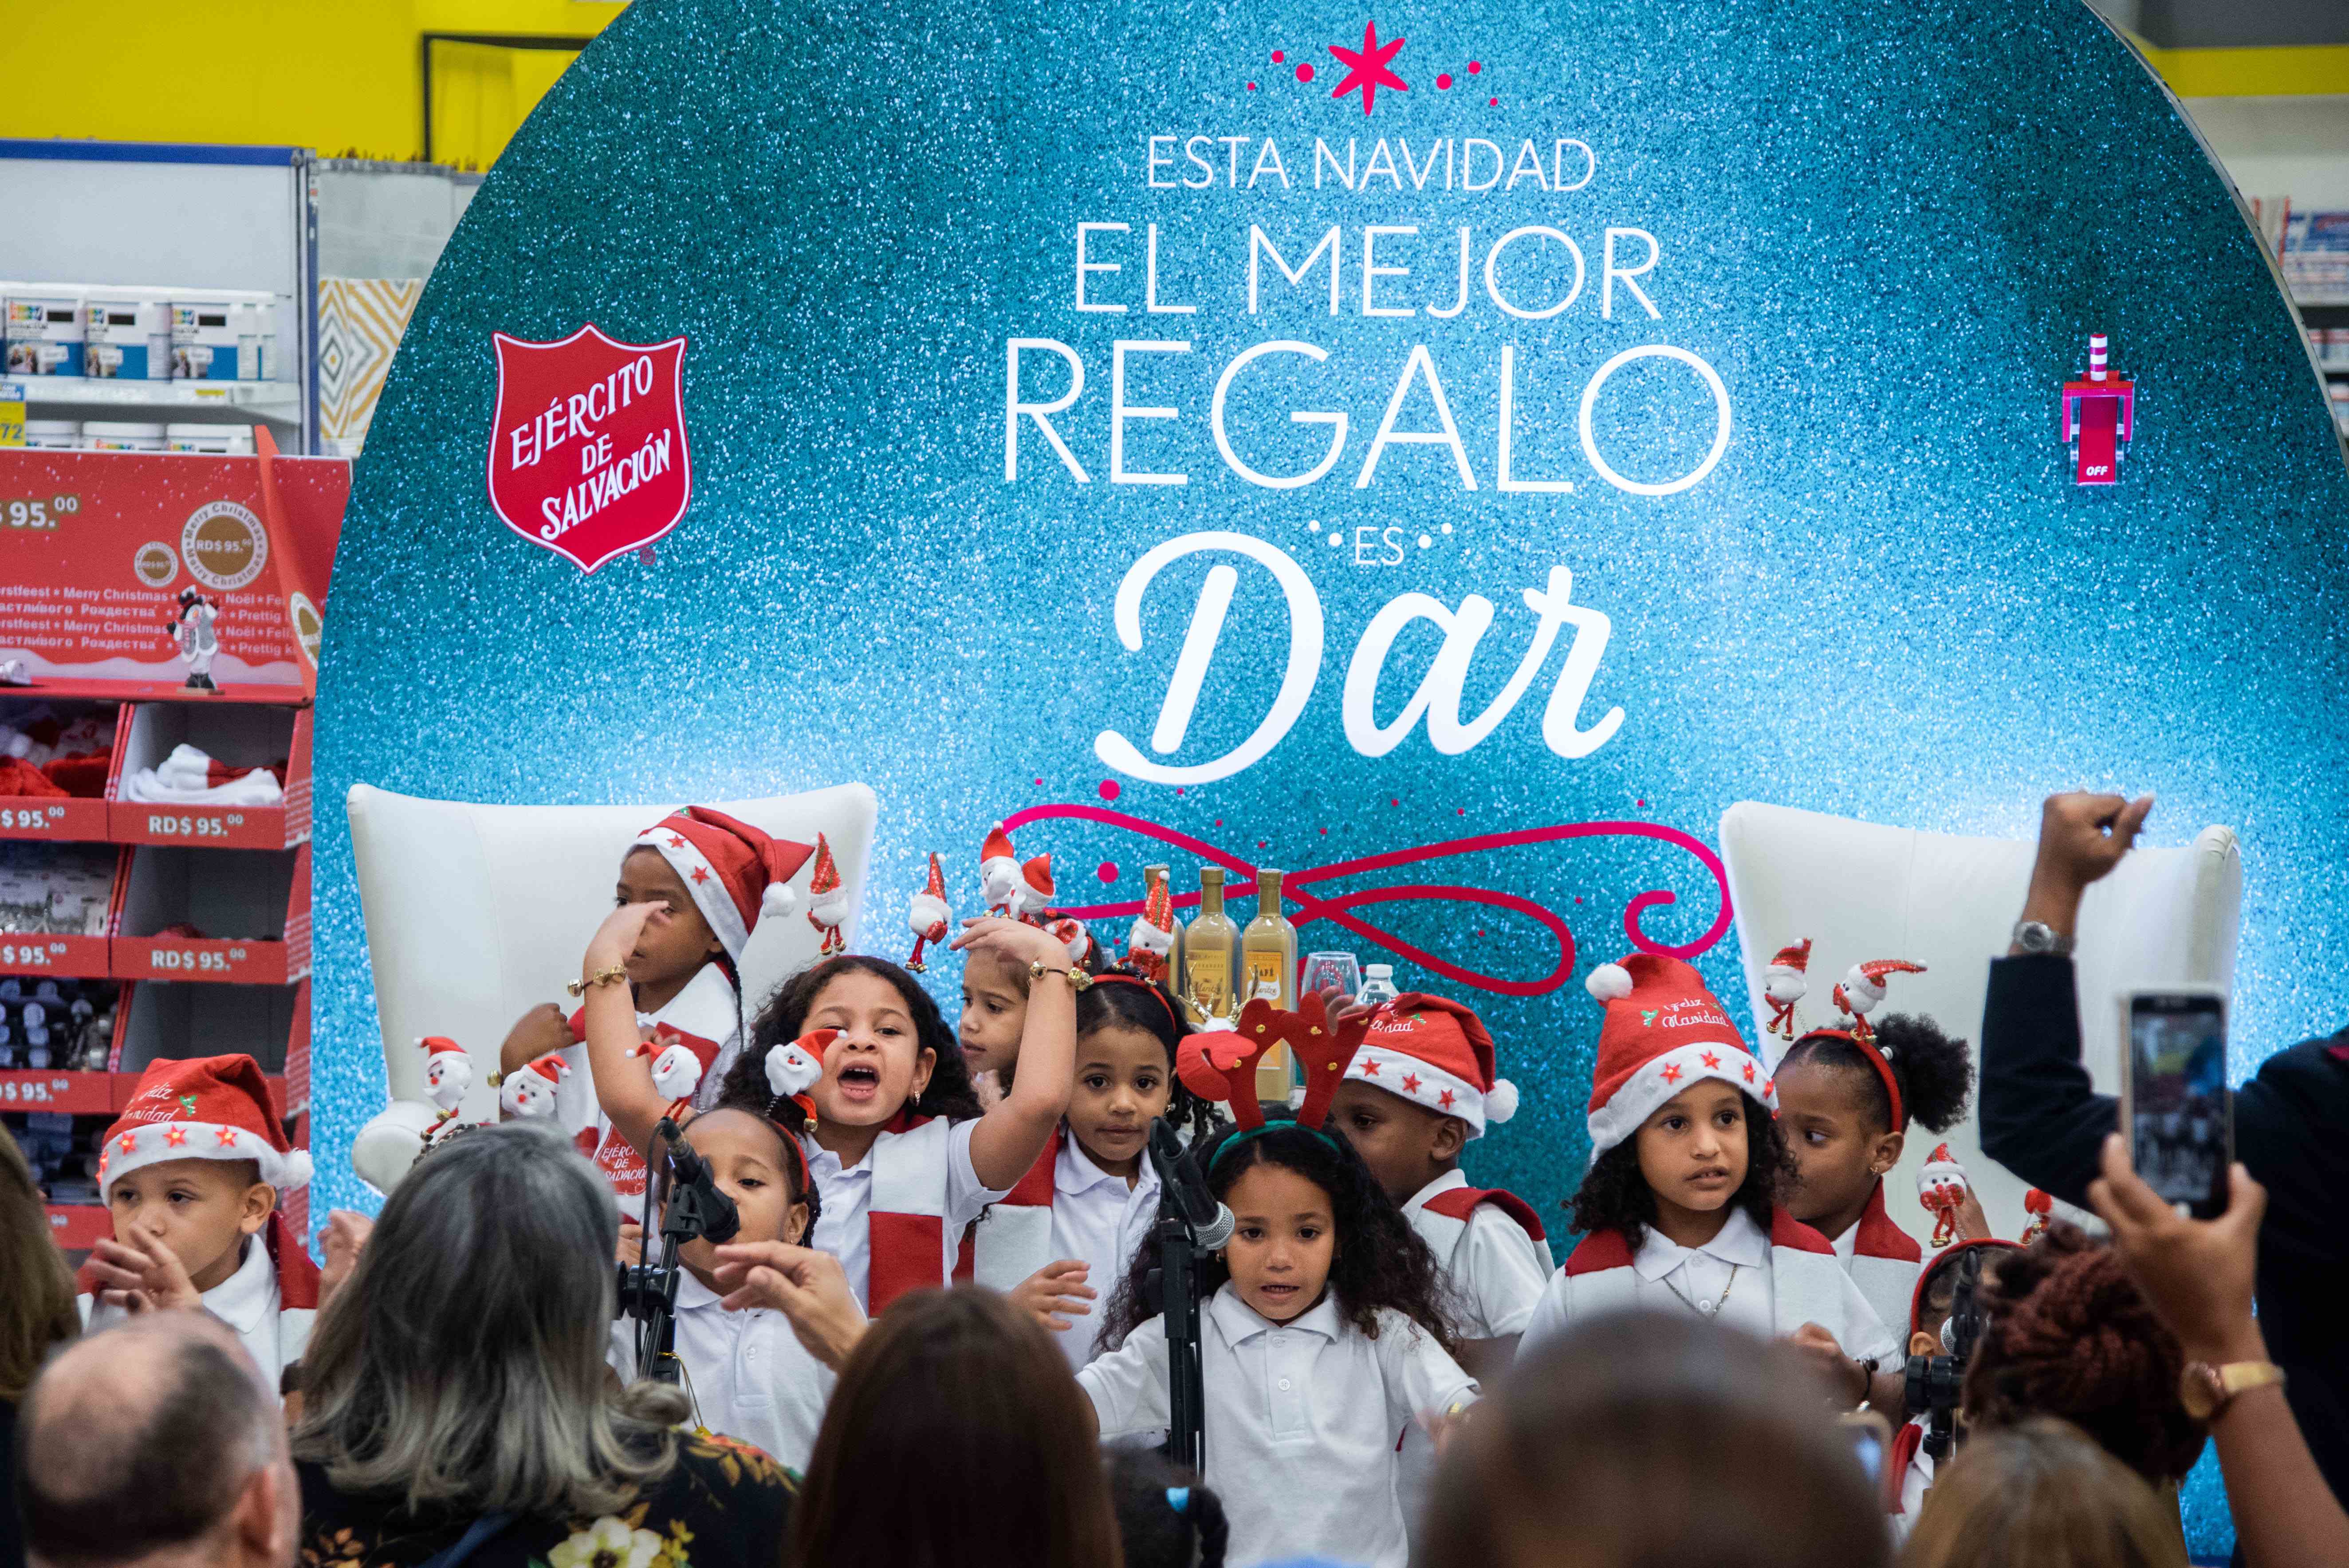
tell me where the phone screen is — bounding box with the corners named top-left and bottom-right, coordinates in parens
top-left (2125, 992), bottom-right (2231, 1219)
top-left (1837, 1411), bottom-right (1890, 1485)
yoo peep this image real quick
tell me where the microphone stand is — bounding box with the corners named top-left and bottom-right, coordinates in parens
top-left (1144, 1118), bottom-right (1209, 1474)
top-left (617, 1117), bottom-right (732, 1386)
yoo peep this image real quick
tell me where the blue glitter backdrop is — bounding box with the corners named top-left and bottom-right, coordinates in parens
top-left (314, 0), bottom-right (2346, 1545)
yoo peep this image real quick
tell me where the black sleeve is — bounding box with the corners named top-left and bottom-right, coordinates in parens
top-left (1976, 954), bottom-right (2116, 1208)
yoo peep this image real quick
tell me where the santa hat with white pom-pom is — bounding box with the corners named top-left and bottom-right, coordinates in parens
top-left (89, 1053), bottom-right (320, 1309)
top-left (1345, 992), bottom-right (1518, 1139)
top-left (1583, 953), bottom-right (1768, 1158)
top-left (631, 806), bottom-right (817, 962)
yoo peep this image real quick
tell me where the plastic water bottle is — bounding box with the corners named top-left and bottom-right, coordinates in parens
top-left (1356, 963), bottom-right (1400, 1009)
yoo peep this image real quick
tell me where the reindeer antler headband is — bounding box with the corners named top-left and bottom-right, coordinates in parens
top-left (1175, 991), bottom-right (1372, 1165)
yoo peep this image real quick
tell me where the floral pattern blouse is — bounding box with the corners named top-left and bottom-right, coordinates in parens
top-left (298, 1432), bottom-right (793, 1568)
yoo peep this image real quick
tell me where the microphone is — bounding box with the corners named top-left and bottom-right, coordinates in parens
top-left (656, 1118), bottom-right (740, 1245)
top-left (1148, 1119), bottom-right (1234, 1250)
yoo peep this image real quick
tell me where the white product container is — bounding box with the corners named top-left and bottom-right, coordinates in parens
top-left (83, 420), bottom-right (166, 452)
top-left (20, 420), bottom-right (82, 450)
top-left (165, 423), bottom-right (255, 455)
top-left (3, 289), bottom-right (84, 377)
top-left (170, 295), bottom-right (273, 382)
top-left (82, 289), bottom-right (172, 381)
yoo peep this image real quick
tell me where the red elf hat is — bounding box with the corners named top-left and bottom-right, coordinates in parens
top-left (1583, 953), bottom-right (1767, 1157)
top-left (1345, 993), bottom-right (1519, 1138)
top-left (633, 806), bottom-right (816, 961)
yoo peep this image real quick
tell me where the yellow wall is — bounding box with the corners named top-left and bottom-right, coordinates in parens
top-left (0, 0), bottom-right (628, 169)
top-left (2139, 43), bottom-right (2349, 98)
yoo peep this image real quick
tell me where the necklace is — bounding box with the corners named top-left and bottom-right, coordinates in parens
top-left (1663, 1261), bottom-right (1739, 1317)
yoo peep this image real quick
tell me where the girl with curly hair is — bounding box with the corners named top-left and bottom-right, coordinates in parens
top-left (1079, 1115), bottom-right (1474, 1568)
top-left (1771, 955), bottom-right (1977, 1346)
top-left (1521, 955), bottom-right (1899, 1399)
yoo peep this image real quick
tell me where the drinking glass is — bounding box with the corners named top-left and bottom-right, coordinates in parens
top-left (1301, 950), bottom-right (1363, 1006)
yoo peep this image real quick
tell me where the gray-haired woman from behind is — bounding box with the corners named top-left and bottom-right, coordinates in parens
top-left (292, 1121), bottom-right (792, 1567)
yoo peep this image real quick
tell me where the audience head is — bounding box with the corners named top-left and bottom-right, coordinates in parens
top-left (1962, 1223), bottom-right (2205, 1485)
top-left (728, 953), bottom-right (982, 1125)
top-left (2, 1125), bottom-right (78, 1401)
top-left (1900, 1418), bottom-right (2188, 1568)
top-left (1106, 1450), bottom-right (1227, 1568)
top-left (292, 1120), bottom-right (687, 1517)
top-left (16, 1312), bottom-right (295, 1568)
top-left (791, 1285), bottom-right (1119, 1568)
top-left (1423, 1309), bottom-right (1889, 1568)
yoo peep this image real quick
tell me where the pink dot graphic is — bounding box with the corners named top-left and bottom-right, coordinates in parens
top-left (1488, 96), bottom-right (1499, 105)
top-left (1436, 72), bottom-right (1452, 89)
top-left (1097, 779), bottom-right (1121, 802)
top-left (1467, 60), bottom-right (1482, 74)
top-left (1271, 48), bottom-right (1285, 62)
top-left (1097, 861), bottom-right (1118, 884)
top-left (1247, 80), bottom-right (1257, 90)
top-left (1295, 61), bottom-right (1314, 83)
top-left (1033, 776), bottom-right (1044, 786)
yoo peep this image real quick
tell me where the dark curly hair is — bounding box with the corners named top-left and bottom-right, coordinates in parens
top-left (1098, 1118), bottom-right (1460, 1356)
top-left (1779, 1013), bottom-right (1973, 1135)
top-left (1076, 971), bottom-right (1223, 1147)
top-left (700, 1078), bottom-right (822, 1237)
top-left (1566, 1088), bottom-right (1790, 1254)
top-left (1961, 1222), bottom-right (2206, 1484)
top-left (719, 954), bottom-right (984, 1124)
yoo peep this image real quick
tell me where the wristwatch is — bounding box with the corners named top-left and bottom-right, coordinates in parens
top-left (2011, 920), bottom-right (2076, 956)
top-left (2179, 1360), bottom-right (2286, 1419)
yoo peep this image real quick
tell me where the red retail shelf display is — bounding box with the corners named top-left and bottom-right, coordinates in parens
top-left (0, 1069), bottom-right (114, 1112)
top-left (0, 797), bottom-right (109, 840)
top-left (110, 841), bottom-right (309, 984)
top-left (108, 982), bottom-right (304, 1081)
top-left (45, 1204), bottom-right (111, 1250)
top-left (108, 702), bottom-right (311, 849)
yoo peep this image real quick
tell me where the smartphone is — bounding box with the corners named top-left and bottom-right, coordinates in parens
top-left (2119, 988), bottom-right (2232, 1220)
top-left (1837, 1409), bottom-right (1893, 1486)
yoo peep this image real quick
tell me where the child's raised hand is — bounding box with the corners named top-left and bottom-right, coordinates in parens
top-left (583, 900), bottom-right (667, 978)
top-left (949, 915), bottom-right (1063, 967)
top-left (501, 1002), bottom-right (574, 1073)
top-left (319, 1210), bottom-right (375, 1305)
top-left (709, 1241), bottom-right (868, 1371)
top-left (617, 1218), bottom-right (644, 1268)
top-left (1783, 1321), bottom-right (1869, 1407)
top-left (86, 1233), bottom-right (204, 1314)
top-left (1010, 1259), bottom-right (1096, 1333)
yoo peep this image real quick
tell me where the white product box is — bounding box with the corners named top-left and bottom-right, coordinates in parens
top-left (83, 420), bottom-right (166, 452)
top-left (4, 289), bottom-right (84, 377)
top-left (82, 289), bottom-right (172, 381)
top-left (20, 420), bottom-right (81, 449)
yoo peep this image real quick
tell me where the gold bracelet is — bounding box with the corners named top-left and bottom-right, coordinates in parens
top-left (567, 963), bottom-right (628, 997)
top-left (1029, 959), bottom-right (1093, 991)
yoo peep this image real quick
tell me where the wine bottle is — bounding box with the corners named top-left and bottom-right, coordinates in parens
top-left (1243, 869), bottom-right (1300, 1101)
top-left (1144, 862), bottom-right (1184, 985)
top-left (1181, 867), bottom-right (1241, 1025)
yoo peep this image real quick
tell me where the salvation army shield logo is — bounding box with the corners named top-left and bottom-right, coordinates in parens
top-left (486, 324), bottom-right (692, 573)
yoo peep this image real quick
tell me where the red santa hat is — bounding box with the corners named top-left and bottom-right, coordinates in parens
top-left (981, 825), bottom-right (1016, 867)
top-left (1583, 953), bottom-right (1769, 1157)
top-left (905, 851), bottom-right (952, 972)
top-left (1767, 938), bottom-right (1812, 976)
top-left (1019, 853), bottom-right (1055, 908)
top-left (806, 833), bottom-right (847, 955)
top-left (1124, 873), bottom-right (1177, 981)
top-left (1345, 993), bottom-right (1518, 1138)
top-left (632, 806), bottom-right (816, 961)
top-left (419, 1036), bottom-right (467, 1070)
top-left (96, 1054), bottom-right (311, 1198)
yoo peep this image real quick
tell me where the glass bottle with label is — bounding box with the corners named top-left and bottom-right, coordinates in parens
top-left (1243, 869), bottom-right (1300, 1101)
top-left (1181, 867), bottom-right (1241, 1025)
top-left (1143, 862), bottom-right (1183, 984)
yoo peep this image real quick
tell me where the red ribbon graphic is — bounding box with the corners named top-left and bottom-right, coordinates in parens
top-left (1001, 805), bottom-right (1732, 998)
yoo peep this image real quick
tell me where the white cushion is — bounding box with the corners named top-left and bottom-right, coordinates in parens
top-left (1717, 801), bottom-right (2240, 1246)
top-left (344, 781), bottom-right (876, 1192)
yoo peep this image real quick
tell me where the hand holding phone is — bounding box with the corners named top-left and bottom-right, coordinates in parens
top-left (2119, 988), bottom-right (2232, 1222)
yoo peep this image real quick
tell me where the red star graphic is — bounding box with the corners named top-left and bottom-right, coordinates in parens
top-left (1328, 20), bottom-right (1407, 116)
top-left (1660, 1062), bottom-right (1684, 1083)
top-left (215, 1128), bottom-right (240, 1148)
top-left (1438, 1088), bottom-right (1456, 1109)
top-left (1700, 1051), bottom-right (1720, 1069)
top-left (1762, 1078), bottom-right (1775, 1097)
top-left (1743, 1059), bottom-right (1757, 1081)
top-left (1401, 1073), bottom-right (1422, 1093)
top-left (117, 1132), bottom-right (138, 1153)
top-left (164, 1127), bottom-right (188, 1147)
top-left (1361, 1058), bottom-right (1381, 1076)
top-left (667, 835), bottom-right (685, 849)
top-left (691, 866), bottom-right (711, 884)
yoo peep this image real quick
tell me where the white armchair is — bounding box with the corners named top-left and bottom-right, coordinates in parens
top-left (344, 781), bottom-right (877, 1194)
top-left (1716, 801), bottom-right (2240, 1244)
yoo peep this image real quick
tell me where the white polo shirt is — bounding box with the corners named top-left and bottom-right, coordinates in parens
top-left (1049, 1137), bottom-right (1162, 1368)
top-left (803, 1117), bottom-right (1003, 1309)
top-left (1077, 1284), bottom-right (1478, 1568)
top-left (81, 1233), bottom-right (312, 1393)
top-left (606, 1267), bottom-right (846, 1472)
top-left (1401, 1171), bottom-right (1550, 1340)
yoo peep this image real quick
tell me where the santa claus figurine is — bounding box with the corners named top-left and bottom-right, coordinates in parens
top-left (1007, 852), bottom-right (1055, 926)
top-left (418, 1037), bottom-right (472, 1113)
top-left (1762, 938), bottom-right (1811, 1041)
top-left (905, 852), bottom-right (952, 972)
top-left (1047, 916), bottom-right (1094, 969)
top-left (633, 1030), bottom-right (704, 1102)
top-left (1832, 958), bottom-right (1928, 1043)
top-left (166, 589), bottom-right (221, 694)
top-left (806, 833), bottom-right (850, 956)
top-left (979, 825), bottom-right (1023, 916)
top-left (1125, 875), bottom-right (1177, 984)
top-left (500, 1053), bottom-right (569, 1119)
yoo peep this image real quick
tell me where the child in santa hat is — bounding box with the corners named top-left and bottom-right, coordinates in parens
top-left (1519, 954), bottom-right (1898, 1399)
top-left (77, 1053), bottom-right (319, 1388)
top-left (603, 1063), bottom-right (849, 1471)
top-left (1004, 969), bottom-right (1225, 1369)
top-left (504, 806), bottom-right (813, 1204)
top-left (597, 909), bottom-right (1075, 1315)
top-left (1771, 952), bottom-right (1974, 1401)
